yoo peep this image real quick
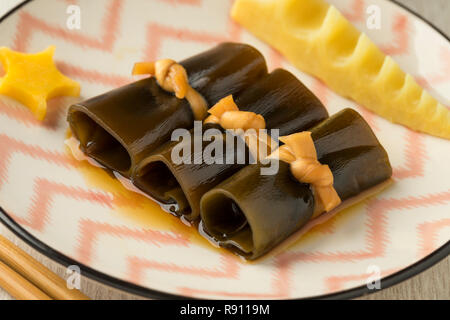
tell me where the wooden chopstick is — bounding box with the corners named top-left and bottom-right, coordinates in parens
top-left (0, 260), bottom-right (52, 300)
top-left (0, 235), bottom-right (89, 300)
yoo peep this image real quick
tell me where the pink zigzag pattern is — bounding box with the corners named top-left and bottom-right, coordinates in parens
top-left (144, 3), bottom-right (241, 61)
top-left (11, 178), bottom-right (114, 231)
top-left (0, 134), bottom-right (147, 228)
top-left (274, 191), bottom-right (450, 296)
top-left (126, 253), bottom-right (239, 284)
top-left (380, 14), bottom-right (410, 56)
top-left (1, 0), bottom-right (246, 293)
top-left (0, 101), bottom-right (43, 127)
top-left (393, 130), bottom-right (427, 180)
top-left (0, 136), bottom-right (190, 269)
top-left (417, 219), bottom-right (450, 258)
top-left (0, 98), bottom-right (77, 131)
top-left (180, 191), bottom-right (450, 298)
top-left (14, 0), bottom-right (123, 52)
top-left (57, 62), bottom-right (132, 87)
top-left (325, 267), bottom-right (400, 292)
top-left (12, 0), bottom-right (131, 90)
top-left (0, 134), bottom-right (78, 190)
top-left (343, 0), bottom-right (365, 23)
top-left (76, 219), bottom-right (189, 265)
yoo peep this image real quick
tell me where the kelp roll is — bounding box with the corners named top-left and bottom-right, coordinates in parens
top-left (200, 109), bottom-right (392, 259)
top-left (132, 68), bottom-right (328, 221)
top-left (67, 42), bottom-right (267, 177)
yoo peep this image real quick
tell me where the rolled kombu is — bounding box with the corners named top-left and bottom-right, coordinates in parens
top-left (200, 108), bottom-right (392, 260)
top-left (67, 42), bottom-right (267, 177)
top-left (132, 68), bottom-right (329, 221)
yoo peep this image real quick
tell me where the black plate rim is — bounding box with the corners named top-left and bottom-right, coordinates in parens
top-left (0, 0), bottom-right (448, 300)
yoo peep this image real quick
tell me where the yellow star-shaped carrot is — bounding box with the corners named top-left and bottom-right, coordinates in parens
top-left (0, 46), bottom-right (80, 120)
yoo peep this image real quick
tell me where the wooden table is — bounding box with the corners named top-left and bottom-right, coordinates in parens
top-left (0, 0), bottom-right (448, 300)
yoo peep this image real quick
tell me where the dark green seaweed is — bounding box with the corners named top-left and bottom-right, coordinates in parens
top-left (200, 108), bottom-right (392, 260)
top-left (132, 68), bottom-right (329, 221)
top-left (67, 43), bottom-right (267, 177)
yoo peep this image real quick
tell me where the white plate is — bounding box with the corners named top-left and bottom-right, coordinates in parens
top-left (0, 0), bottom-right (448, 299)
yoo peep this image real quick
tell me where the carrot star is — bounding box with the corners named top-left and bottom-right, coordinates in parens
top-left (0, 46), bottom-right (80, 120)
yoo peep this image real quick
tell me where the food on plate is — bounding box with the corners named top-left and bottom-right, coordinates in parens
top-left (66, 42), bottom-right (392, 260)
top-left (67, 43), bottom-right (267, 177)
top-left (132, 68), bottom-right (328, 221)
top-left (200, 109), bottom-right (393, 259)
top-left (231, 0), bottom-right (450, 139)
top-left (0, 46), bottom-right (80, 120)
